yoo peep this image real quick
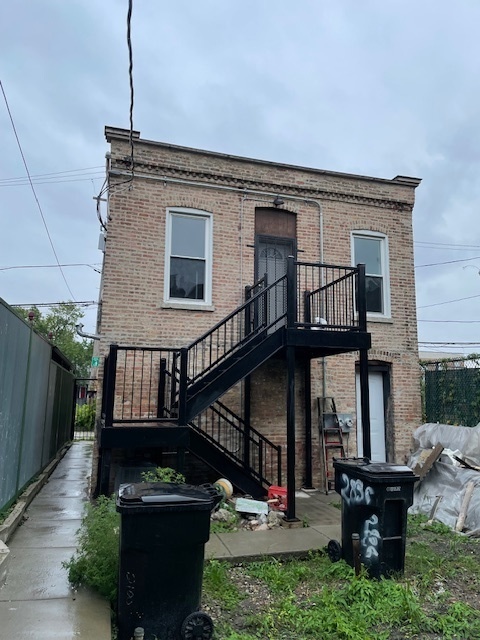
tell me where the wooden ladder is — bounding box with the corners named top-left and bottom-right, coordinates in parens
top-left (318, 397), bottom-right (346, 494)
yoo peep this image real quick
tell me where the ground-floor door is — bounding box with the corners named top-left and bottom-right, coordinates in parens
top-left (355, 370), bottom-right (386, 461)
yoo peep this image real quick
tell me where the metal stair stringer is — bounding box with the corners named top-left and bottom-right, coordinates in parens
top-left (184, 328), bottom-right (285, 424)
top-left (187, 428), bottom-right (267, 498)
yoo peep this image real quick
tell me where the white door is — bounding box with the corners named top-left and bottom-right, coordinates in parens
top-left (355, 371), bottom-right (386, 462)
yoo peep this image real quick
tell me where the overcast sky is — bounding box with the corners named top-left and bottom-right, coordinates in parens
top-left (2, 0), bottom-right (480, 354)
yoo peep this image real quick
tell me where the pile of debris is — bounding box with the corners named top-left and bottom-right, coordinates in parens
top-left (211, 495), bottom-right (286, 532)
top-left (408, 423), bottom-right (480, 536)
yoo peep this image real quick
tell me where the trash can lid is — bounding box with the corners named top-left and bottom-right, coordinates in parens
top-left (117, 482), bottom-right (215, 509)
top-left (364, 463), bottom-right (416, 476)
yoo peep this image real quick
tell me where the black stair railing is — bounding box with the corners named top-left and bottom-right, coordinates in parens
top-left (296, 261), bottom-right (365, 331)
top-left (101, 343), bottom-right (282, 488)
top-left (101, 260), bottom-right (365, 490)
top-left (102, 345), bottom-right (182, 425)
top-left (182, 273), bottom-right (287, 389)
top-left (190, 400), bottom-right (282, 487)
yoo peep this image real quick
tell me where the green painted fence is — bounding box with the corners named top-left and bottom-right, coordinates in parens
top-left (0, 299), bottom-right (75, 513)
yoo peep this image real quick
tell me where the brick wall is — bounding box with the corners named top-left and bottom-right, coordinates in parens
top-left (97, 128), bottom-right (422, 488)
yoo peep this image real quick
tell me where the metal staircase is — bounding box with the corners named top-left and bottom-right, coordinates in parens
top-left (98, 259), bottom-right (370, 500)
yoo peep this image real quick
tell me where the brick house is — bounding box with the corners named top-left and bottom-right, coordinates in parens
top-left (94, 126), bottom-right (422, 520)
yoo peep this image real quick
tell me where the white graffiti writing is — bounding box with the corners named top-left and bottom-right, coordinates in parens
top-left (361, 514), bottom-right (381, 563)
top-left (125, 571), bottom-right (136, 607)
top-left (340, 474), bottom-right (374, 506)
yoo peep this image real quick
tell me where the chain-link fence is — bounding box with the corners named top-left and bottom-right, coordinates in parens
top-left (421, 355), bottom-right (480, 427)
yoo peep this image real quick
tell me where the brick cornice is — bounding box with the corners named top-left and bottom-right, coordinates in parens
top-left (114, 158), bottom-right (413, 212)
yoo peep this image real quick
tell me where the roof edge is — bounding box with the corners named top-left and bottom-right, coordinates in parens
top-left (105, 126), bottom-right (421, 188)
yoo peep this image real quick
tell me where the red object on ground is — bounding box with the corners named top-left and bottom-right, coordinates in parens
top-left (268, 485), bottom-right (287, 511)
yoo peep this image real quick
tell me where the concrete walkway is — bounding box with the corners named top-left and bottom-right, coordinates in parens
top-left (206, 490), bottom-right (341, 561)
top-left (0, 442), bottom-right (111, 640)
top-left (0, 441), bottom-right (341, 639)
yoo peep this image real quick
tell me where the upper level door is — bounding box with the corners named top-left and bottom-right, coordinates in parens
top-left (256, 236), bottom-right (294, 330)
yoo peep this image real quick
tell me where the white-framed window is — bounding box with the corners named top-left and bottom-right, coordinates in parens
top-left (352, 231), bottom-right (390, 317)
top-left (164, 208), bottom-right (212, 306)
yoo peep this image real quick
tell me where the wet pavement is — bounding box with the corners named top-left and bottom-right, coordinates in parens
top-left (0, 442), bottom-right (111, 640)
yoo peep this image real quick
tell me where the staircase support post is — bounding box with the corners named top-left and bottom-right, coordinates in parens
top-left (103, 344), bottom-right (117, 427)
top-left (303, 359), bottom-right (314, 489)
top-left (357, 264), bottom-right (371, 459)
top-left (285, 345), bottom-right (298, 521)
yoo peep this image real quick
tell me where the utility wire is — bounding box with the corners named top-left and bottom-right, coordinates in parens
top-left (415, 241), bottom-right (480, 249)
top-left (127, 0), bottom-right (135, 178)
top-left (0, 176), bottom-right (106, 188)
top-left (94, 0), bottom-right (136, 211)
top-left (418, 319), bottom-right (480, 323)
top-left (0, 80), bottom-right (76, 301)
top-left (415, 255), bottom-right (480, 268)
top-left (12, 301), bottom-right (97, 308)
top-left (0, 263), bottom-right (101, 273)
top-left (0, 166), bottom-right (104, 183)
top-left (417, 293), bottom-right (480, 309)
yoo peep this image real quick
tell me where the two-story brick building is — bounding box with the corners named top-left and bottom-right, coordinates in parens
top-left (94, 126), bottom-right (422, 519)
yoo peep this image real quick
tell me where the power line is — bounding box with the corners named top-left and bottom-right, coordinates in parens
top-left (417, 293), bottom-right (480, 309)
top-left (0, 166), bottom-right (104, 183)
top-left (415, 241), bottom-right (480, 249)
top-left (0, 263), bottom-right (102, 273)
top-left (11, 301), bottom-right (97, 308)
top-left (418, 319), bottom-right (480, 323)
top-left (415, 255), bottom-right (480, 268)
top-left (0, 175), bottom-right (105, 188)
top-left (127, 0), bottom-right (135, 177)
top-left (0, 80), bottom-right (76, 301)
top-left (94, 0), bottom-right (136, 209)
top-left (419, 341), bottom-right (480, 346)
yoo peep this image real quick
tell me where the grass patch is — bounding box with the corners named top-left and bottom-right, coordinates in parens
top-left (63, 495), bottom-right (120, 604)
top-left (64, 502), bottom-right (480, 639)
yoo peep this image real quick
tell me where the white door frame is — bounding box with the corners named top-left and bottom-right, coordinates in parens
top-left (355, 369), bottom-right (387, 462)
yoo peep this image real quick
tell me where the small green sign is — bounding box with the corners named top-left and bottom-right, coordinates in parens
top-left (91, 356), bottom-right (100, 368)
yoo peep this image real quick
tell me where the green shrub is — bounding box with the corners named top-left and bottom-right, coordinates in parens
top-left (140, 466), bottom-right (186, 483)
top-left (63, 495), bottom-right (119, 603)
top-left (74, 403), bottom-right (95, 431)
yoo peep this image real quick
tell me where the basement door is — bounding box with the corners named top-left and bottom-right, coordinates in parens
top-left (355, 371), bottom-right (387, 462)
top-left (256, 237), bottom-right (294, 331)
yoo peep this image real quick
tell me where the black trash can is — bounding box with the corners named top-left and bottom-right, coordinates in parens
top-left (116, 482), bottom-right (221, 640)
top-left (329, 458), bottom-right (418, 578)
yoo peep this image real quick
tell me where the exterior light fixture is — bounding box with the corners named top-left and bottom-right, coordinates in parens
top-left (273, 196), bottom-right (284, 207)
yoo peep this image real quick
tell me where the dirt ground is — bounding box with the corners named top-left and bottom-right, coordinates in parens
top-left (203, 522), bottom-right (480, 639)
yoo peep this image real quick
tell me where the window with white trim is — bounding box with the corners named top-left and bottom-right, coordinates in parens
top-left (352, 231), bottom-right (390, 316)
top-left (165, 208), bottom-right (212, 305)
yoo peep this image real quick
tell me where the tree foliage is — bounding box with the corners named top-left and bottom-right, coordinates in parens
top-left (15, 303), bottom-right (93, 378)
